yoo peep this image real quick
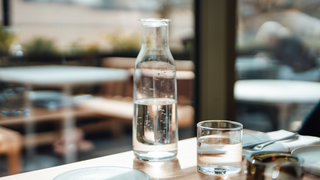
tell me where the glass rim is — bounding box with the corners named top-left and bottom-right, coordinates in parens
top-left (246, 151), bottom-right (303, 166)
top-left (139, 18), bottom-right (171, 22)
top-left (197, 120), bottom-right (243, 131)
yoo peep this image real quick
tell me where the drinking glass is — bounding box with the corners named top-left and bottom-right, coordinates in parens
top-left (246, 152), bottom-right (303, 180)
top-left (0, 82), bottom-right (29, 117)
top-left (197, 120), bottom-right (243, 175)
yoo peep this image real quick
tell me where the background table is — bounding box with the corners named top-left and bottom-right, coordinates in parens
top-left (235, 80), bottom-right (320, 130)
top-left (0, 129), bottom-right (319, 180)
top-left (0, 65), bottom-right (129, 163)
top-left (0, 66), bottom-right (129, 86)
top-left (235, 80), bottom-right (320, 104)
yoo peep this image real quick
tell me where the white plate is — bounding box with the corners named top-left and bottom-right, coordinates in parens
top-left (292, 145), bottom-right (320, 176)
top-left (54, 166), bottom-right (150, 180)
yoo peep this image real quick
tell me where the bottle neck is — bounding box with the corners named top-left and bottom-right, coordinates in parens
top-left (141, 22), bottom-right (169, 49)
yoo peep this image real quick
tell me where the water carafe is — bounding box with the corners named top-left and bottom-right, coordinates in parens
top-left (133, 18), bottom-right (178, 161)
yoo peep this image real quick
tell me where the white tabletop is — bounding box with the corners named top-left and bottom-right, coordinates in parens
top-left (0, 66), bottom-right (129, 86)
top-left (0, 138), bottom-right (197, 180)
top-left (235, 80), bottom-right (320, 104)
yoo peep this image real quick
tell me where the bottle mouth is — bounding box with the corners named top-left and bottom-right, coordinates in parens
top-left (139, 18), bottom-right (170, 27)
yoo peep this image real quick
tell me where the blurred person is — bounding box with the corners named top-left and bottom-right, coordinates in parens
top-left (53, 128), bottom-right (94, 155)
top-left (299, 101), bottom-right (320, 137)
top-left (273, 37), bottom-right (320, 81)
top-left (256, 21), bottom-right (320, 81)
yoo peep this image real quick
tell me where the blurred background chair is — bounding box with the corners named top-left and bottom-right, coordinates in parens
top-left (0, 126), bottom-right (22, 175)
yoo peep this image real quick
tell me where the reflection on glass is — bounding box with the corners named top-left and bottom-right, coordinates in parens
top-left (133, 158), bottom-right (182, 179)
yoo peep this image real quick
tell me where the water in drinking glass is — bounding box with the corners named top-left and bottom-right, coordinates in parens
top-left (197, 135), bottom-right (242, 175)
top-left (0, 82), bottom-right (29, 117)
top-left (133, 98), bottom-right (178, 161)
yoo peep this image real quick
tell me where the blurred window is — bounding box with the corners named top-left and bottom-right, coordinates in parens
top-left (237, 0), bottom-right (320, 132)
top-left (8, 0), bottom-right (193, 60)
top-left (0, 0), bottom-right (194, 176)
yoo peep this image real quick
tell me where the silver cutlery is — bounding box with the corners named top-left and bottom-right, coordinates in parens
top-left (243, 140), bottom-right (271, 148)
top-left (251, 132), bottom-right (299, 151)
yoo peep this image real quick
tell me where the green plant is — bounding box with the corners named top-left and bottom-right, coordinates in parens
top-left (67, 41), bottom-right (85, 56)
top-left (65, 41), bottom-right (100, 56)
top-left (0, 24), bottom-right (15, 54)
top-left (106, 33), bottom-right (140, 53)
top-left (23, 37), bottom-right (58, 57)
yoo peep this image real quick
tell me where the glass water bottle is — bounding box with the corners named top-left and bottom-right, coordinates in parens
top-left (133, 18), bottom-right (178, 161)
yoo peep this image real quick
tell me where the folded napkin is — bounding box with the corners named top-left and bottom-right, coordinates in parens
top-left (243, 130), bottom-right (320, 155)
